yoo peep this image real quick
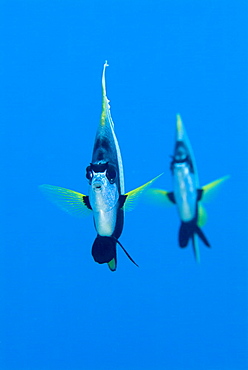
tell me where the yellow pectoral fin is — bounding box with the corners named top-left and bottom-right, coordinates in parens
top-left (197, 203), bottom-right (208, 227)
top-left (144, 188), bottom-right (175, 208)
top-left (202, 175), bottom-right (230, 203)
top-left (123, 173), bottom-right (163, 211)
top-left (39, 184), bottom-right (92, 217)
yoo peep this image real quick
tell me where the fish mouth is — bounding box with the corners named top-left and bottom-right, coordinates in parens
top-left (92, 181), bottom-right (102, 192)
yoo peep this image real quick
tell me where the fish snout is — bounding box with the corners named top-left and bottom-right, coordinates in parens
top-left (92, 181), bottom-right (102, 192)
top-left (92, 177), bottom-right (105, 192)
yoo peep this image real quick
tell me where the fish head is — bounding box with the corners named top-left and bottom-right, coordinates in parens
top-left (170, 115), bottom-right (195, 174)
top-left (91, 171), bottom-right (108, 192)
top-left (170, 141), bottom-right (193, 173)
top-left (174, 141), bottom-right (188, 162)
top-left (86, 162), bottom-right (119, 212)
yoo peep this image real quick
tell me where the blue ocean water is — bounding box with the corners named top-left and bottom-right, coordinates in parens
top-left (0, 1), bottom-right (247, 369)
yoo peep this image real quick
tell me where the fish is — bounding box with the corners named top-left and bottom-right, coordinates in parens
top-left (40, 62), bottom-right (162, 271)
top-left (145, 114), bottom-right (229, 262)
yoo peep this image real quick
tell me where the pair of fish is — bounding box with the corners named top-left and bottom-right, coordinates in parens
top-left (40, 62), bottom-right (228, 270)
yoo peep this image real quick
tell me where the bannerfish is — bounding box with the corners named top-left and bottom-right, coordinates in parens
top-left (146, 114), bottom-right (229, 262)
top-left (40, 62), bottom-right (162, 271)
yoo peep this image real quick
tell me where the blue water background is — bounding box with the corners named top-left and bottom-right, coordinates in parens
top-left (0, 1), bottom-right (247, 369)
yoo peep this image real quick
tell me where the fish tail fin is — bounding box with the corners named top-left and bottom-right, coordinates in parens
top-left (192, 234), bottom-right (200, 263)
top-left (107, 258), bottom-right (117, 272)
top-left (91, 236), bottom-right (117, 271)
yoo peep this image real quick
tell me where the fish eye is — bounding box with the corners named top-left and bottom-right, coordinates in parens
top-left (86, 166), bottom-right (93, 182)
top-left (107, 165), bottom-right (117, 184)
